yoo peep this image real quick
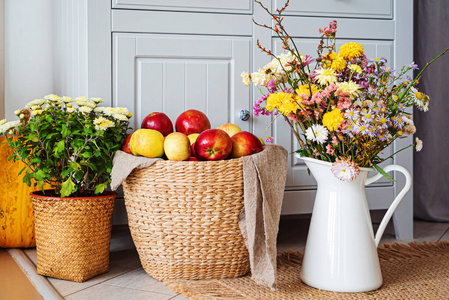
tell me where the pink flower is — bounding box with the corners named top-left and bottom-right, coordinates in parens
top-left (337, 97), bottom-right (351, 110)
top-left (287, 113), bottom-right (297, 122)
top-left (326, 144), bottom-right (335, 155)
top-left (331, 157), bottom-right (360, 181)
top-left (332, 136), bottom-right (338, 145)
top-left (312, 91), bottom-right (324, 104)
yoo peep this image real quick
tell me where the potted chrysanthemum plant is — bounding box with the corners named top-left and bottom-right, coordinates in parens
top-left (241, 0), bottom-right (448, 293)
top-left (0, 94), bottom-right (132, 282)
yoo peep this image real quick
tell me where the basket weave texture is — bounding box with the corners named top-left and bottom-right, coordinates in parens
top-left (31, 191), bottom-right (116, 282)
top-left (123, 158), bottom-right (250, 280)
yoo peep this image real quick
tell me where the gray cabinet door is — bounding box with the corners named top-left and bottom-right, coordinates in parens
top-left (113, 33), bottom-right (252, 131)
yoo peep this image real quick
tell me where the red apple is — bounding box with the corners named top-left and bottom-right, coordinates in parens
top-left (230, 131), bottom-right (264, 158)
top-left (141, 112), bottom-right (173, 136)
top-left (188, 156), bottom-right (200, 161)
top-left (121, 134), bottom-right (133, 155)
top-left (187, 133), bottom-right (200, 157)
top-left (175, 109), bottom-right (211, 136)
top-left (216, 123), bottom-right (242, 137)
top-left (195, 129), bottom-right (232, 161)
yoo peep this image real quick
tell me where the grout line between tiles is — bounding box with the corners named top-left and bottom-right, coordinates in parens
top-left (100, 282), bottom-right (178, 297)
top-left (63, 268), bottom-right (136, 297)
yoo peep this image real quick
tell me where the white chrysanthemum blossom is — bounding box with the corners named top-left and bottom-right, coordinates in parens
top-left (0, 119), bottom-right (7, 126)
top-left (25, 99), bottom-right (46, 109)
top-left (85, 102), bottom-right (96, 109)
top-left (76, 101), bottom-right (86, 106)
top-left (401, 114), bottom-right (414, 125)
top-left (44, 94), bottom-right (61, 101)
top-left (0, 120), bottom-right (21, 134)
top-left (241, 72), bottom-right (251, 87)
top-left (331, 157), bottom-right (360, 181)
top-left (94, 107), bottom-right (105, 113)
top-left (415, 137), bottom-right (423, 152)
top-left (79, 106), bottom-right (93, 114)
top-left (250, 71), bottom-right (271, 87)
top-left (112, 113), bottom-right (128, 121)
top-left (14, 109), bottom-right (21, 116)
top-left (114, 107), bottom-right (130, 116)
top-left (305, 124), bottom-right (329, 144)
top-left (67, 107), bottom-right (76, 113)
top-left (62, 96), bottom-right (73, 103)
top-left (75, 96), bottom-right (88, 101)
top-left (314, 68), bottom-right (338, 86)
top-left (103, 107), bottom-right (116, 116)
top-left (337, 81), bottom-right (362, 99)
top-left (90, 97), bottom-right (104, 103)
top-left (94, 117), bottom-right (115, 131)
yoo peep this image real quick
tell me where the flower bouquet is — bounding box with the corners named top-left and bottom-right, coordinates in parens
top-left (242, 0), bottom-right (448, 181)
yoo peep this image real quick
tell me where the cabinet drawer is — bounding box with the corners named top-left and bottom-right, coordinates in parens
top-left (273, 0), bottom-right (393, 19)
top-left (112, 0), bottom-right (252, 14)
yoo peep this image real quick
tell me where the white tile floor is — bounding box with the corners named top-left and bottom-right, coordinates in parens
top-left (23, 214), bottom-right (449, 300)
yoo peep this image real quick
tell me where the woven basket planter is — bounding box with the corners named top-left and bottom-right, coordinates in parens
top-left (30, 191), bottom-right (116, 282)
top-left (122, 158), bottom-right (250, 280)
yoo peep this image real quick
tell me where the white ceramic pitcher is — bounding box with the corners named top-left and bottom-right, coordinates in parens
top-left (298, 156), bottom-right (412, 293)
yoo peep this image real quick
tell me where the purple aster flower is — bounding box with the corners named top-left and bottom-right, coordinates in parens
top-left (268, 79), bottom-right (277, 93)
top-left (409, 62), bottom-right (419, 70)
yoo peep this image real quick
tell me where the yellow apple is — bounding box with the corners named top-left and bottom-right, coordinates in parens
top-left (129, 129), bottom-right (165, 158)
top-left (257, 136), bottom-right (265, 145)
top-left (164, 132), bottom-right (191, 161)
top-left (216, 123), bottom-right (242, 137)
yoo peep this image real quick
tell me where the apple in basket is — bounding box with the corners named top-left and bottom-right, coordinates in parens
top-left (176, 109), bottom-right (211, 136)
top-left (195, 129), bottom-right (232, 161)
top-left (187, 133), bottom-right (200, 157)
top-left (129, 129), bottom-right (165, 158)
top-left (141, 112), bottom-right (173, 137)
top-left (216, 123), bottom-right (242, 137)
top-left (230, 131), bottom-right (264, 158)
top-left (121, 133), bottom-right (133, 155)
top-left (164, 132), bottom-right (191, 161)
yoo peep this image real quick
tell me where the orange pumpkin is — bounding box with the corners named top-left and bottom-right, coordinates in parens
top-left (0, 136), bottom-right (50, 248)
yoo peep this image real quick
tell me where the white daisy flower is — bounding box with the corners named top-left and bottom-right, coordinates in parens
top-left (415, 137), bottom-right (423, 152)
top-left (314, 68), bottom-right (337, 86)
top-left (305, 124), bottom-right (329, 144)
top-left (331, 157), bottom-right (360, 181)
top-left (409, 87), bottom-right (429, 112)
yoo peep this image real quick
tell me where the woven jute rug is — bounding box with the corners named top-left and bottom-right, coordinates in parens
top-left (164, 241), bottom-right (449, 299)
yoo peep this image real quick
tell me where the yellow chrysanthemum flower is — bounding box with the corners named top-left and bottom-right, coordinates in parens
top-left (338, 42), bottom-right (364, 61)
top-left (349, 64), bottom-right (362, 74)
top-left (322, 108), bottom-right (344, 131)
top-left (295, 84), bottom-right (320, 97)
top-left (331, 55), bottom-right (346, 73)
top-left (266, 92), bottom-right (301, 116)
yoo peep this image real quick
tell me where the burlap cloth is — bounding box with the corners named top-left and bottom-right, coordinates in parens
top-left (110, 144), bottom-right (288, 289)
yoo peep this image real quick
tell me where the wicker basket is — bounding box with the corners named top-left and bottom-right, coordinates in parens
top-left (30, 191), bottom-right (116, 282)
top-left (122, 158), bottom-right (250, 280)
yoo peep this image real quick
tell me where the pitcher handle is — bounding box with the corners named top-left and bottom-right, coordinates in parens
top-left (365, 165), bottom-right (412, 247)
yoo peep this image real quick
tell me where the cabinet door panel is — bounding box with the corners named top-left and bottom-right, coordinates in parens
top-left (273, 0), bottom-right (392, 19)
top-left (113, 34), bottom-right (251, 131)
top-left (113, 0), bottom-right (252, 14)
top-left (271, 38), bottom-right (394, 189)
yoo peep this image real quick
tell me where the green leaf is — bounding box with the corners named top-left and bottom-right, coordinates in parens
top-left (94, 182), bottom-right (108, 195)
top-left (57, 140), bottom-right (65, 152)
top-left (69, 162), bottom-right (81, 171)
top-left (60, 178), bottom-right (76, 197)
top-left (373, 164), bottom-right (395, 182)
top-left (34, 169), bottom-right (46, 181)
top-left (23, 173), bottom-right (31, 187)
